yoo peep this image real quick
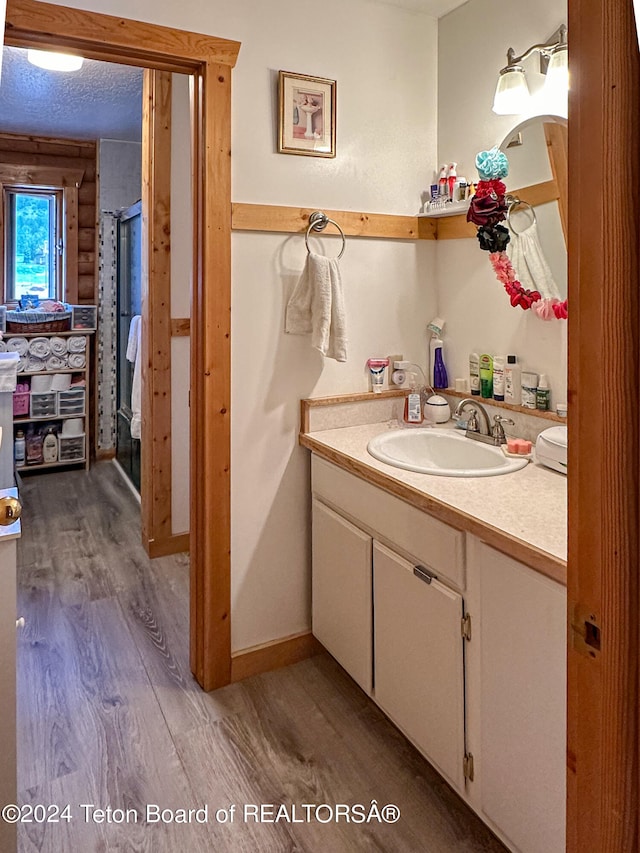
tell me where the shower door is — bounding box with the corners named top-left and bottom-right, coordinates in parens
top-left (115, 201), bottom-right (142, 491)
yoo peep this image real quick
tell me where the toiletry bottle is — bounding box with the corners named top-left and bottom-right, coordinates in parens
top-left (14, 430), bottom-right (25, 468)
top-left (479, 354), bottom-right (494, 399)
top-left (433, 343), bottom-right (448, 389)
top-left (493, 355), bottom-right (506, 401)
top-left (504, 354), bottom-right (521, 405)
top-left (447, 162), bottom-right (457, 201)
top-left (367, 358), bottom-right (389, 394)
top-left (521, 371), bottom-right (539, 409)
top-left (438, 164), bottom-right (449, 199)
top-left (43, 426), bottom-right (59, 464)
top-left (536, 374), bottom-right (551, 411)
top-left (403, 377), bottom-right (424, 425)
top-left (469, 353), bottom-right (480, 396)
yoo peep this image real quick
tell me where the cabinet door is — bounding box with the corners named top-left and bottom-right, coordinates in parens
top-left (373, 541), bottom-right (465, 791)
top-left (475, 541), bottom-right (566, 853)
top-left (312, 499), bottom-right (372, 694)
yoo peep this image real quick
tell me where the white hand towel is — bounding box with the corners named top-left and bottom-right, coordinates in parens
top-left (67, 353), bottom-right (86, 370)
top-left (285, 253), bottom-right (347, 362)
top-left (25, 355), bottom-right (46, 372)
top-left (7, 337), bottom-right (28, 356)
top-left (0, 352), bottom-right (19, 393)
top-left (47, 355), bottom-right (68, 372)
top-left (28, 337), bottom-right (51, 358)
top-left (67, 335), bottom-right (87, 353)
top-left (507, 221), bottom-right (561, 300)
top-left (127, 315), bottom-right (141, 363)
top-left (50, 336), bottom-right (68, 356)
top-left (130, 316), bottom-right (142, 440)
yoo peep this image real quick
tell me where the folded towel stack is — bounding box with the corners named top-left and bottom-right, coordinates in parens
top-left (28, 337), bottom-right (52, 358)
top-left (0, 341), bottom-right (6, 353)
top-left (6, 337), bottom-right (28, 356)
top-left (67, 336), bottom-right (86, 353)
top-left (50, 337), bottom-right (68, 356)
top-left (16, 357), bottom-right (27, 373)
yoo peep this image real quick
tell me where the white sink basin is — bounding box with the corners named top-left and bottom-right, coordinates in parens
top-left (367, 428), bottom-right (529, 477)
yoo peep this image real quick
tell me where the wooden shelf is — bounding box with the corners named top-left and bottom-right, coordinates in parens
top-left (18, 369), bottom-right (84, 377)
top-left (15, 412), bottom-right (85, 424)
top-left (17, 459), bottom-right (86, 473)
top-left (6, 329), bottom-right (94, 337)
top-left (442, 388), bottom-right (566, 422)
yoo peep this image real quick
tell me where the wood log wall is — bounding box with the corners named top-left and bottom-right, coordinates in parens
top-left (0, 132), bottom-right (97, 304)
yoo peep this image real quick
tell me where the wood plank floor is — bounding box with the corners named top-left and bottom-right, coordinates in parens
top-left (16, 462), bottom-right (507, 853)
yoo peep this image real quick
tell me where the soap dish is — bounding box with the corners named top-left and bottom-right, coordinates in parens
top-left (501, 444), bottom-right (533, 461)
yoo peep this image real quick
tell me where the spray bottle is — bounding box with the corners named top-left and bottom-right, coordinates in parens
top-left (427, 317), bottom-right (449, 390)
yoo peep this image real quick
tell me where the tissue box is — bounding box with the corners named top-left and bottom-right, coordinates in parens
top-left (535, 426), bottom-right (567, 475)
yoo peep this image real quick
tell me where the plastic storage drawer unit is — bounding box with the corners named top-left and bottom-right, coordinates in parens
top-left (30, 392), bottom-right (57, 419)
top-left (58, 434), bottom-right (85, 462)
top-left (58, 388), bottom-right (85, 416)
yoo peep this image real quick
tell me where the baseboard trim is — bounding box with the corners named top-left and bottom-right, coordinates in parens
top-left (147, 532), bottom-right (190, 558)
top-left (96, 448), bottom-right (116, 460)
top-left (231, 631), bottom-right (323, 683)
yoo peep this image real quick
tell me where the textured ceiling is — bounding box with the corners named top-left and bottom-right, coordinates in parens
top-left (0, 47), bottom-right (143, 142)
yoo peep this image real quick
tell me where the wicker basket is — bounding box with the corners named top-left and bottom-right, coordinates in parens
top-left (6, 311), bottom-right (72, 334)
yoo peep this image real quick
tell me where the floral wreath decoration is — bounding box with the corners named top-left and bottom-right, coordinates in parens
top-left (466, 147), bottom-right (567, 319)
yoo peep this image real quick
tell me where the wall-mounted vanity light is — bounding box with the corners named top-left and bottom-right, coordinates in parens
top-left (492, 24), bottom-right (567, 116)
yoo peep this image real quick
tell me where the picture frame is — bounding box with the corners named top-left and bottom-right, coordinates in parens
top-left (278, 71), bottom-right (336, 158)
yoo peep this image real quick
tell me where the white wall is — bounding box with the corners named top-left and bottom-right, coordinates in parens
top-left (50, 0), bottom-right (439, 651)
top-left (97, 139), bottom-right (141, 211)
top-left (437, 0), bottom-right (568, 407)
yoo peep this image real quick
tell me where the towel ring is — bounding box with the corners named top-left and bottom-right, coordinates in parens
top-left (506, 196), bottom-right (537, 234)
top-left (305, 211), bottom-right (346, 259)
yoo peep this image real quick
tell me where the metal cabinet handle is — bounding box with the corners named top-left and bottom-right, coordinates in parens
top-left (413, 564), bottom-right (438, 585)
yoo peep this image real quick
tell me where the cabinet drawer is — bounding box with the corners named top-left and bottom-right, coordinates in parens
top-left (312, 456), bottom-right (465, 589)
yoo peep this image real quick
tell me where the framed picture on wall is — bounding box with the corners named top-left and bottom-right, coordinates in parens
top-left (278, 71), bottom-right (336, 158)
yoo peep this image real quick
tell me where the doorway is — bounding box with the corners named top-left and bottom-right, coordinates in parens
top-left (4, 0), bottom-right (238, 691)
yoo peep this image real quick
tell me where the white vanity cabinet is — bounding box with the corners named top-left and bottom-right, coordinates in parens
top-left (310, 454), bottom-right (567, 853)
top-left (465, 537), bottom-right (567, 853)
top-left (373, 541), bottom-right (466, 791)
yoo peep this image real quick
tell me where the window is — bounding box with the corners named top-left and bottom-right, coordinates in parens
top-left (4, 188), bottom-right (63, 302)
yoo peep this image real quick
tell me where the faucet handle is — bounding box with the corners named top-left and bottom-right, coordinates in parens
top-left (492, 414), bottom-right (515, 442)
top-left (466, 408), bottom-right (479, 432)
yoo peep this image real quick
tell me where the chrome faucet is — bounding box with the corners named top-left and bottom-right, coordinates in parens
top-left (454, 399), bottom-right (514, 446)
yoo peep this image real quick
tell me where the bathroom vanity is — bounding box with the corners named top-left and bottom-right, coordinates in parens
top-left (301, 403), bottom-right (567, 853)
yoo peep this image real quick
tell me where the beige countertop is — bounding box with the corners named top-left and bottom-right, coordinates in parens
top-left (301, 421), bottom-right (567, 585)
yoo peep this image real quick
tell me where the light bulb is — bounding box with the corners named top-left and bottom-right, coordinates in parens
top-left (492, 66), bottom-right (531, 115)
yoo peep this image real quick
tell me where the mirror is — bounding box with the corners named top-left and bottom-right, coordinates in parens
top-left (499, 114), bottom-right (567, 299)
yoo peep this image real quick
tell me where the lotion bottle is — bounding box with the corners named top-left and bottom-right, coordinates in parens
top-left (493, 356), bottom-right (506, 401)
top-left (479, 354), bottom-right (493, 399)
top-left (469, 353), bottom-right (480, 396)
top-left (504, 355), bottom-right (521, 405)
top-left (536, 374), bottom-right (551, 411)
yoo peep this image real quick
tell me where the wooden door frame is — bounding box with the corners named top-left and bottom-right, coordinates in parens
top-left (568, 0), bottom-right (640, 848)
top-left (5, 0), bottom-right (239, 691)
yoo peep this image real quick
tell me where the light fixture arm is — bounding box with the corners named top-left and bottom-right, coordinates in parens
top-left (503, 24), bottom-right (567, 74)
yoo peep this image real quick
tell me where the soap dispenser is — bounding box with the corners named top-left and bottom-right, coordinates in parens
top-left (403, 374), bottom-right (424, 425)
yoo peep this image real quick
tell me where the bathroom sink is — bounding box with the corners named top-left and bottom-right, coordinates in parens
top-left (367, 428), bottom-right (529, 477)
